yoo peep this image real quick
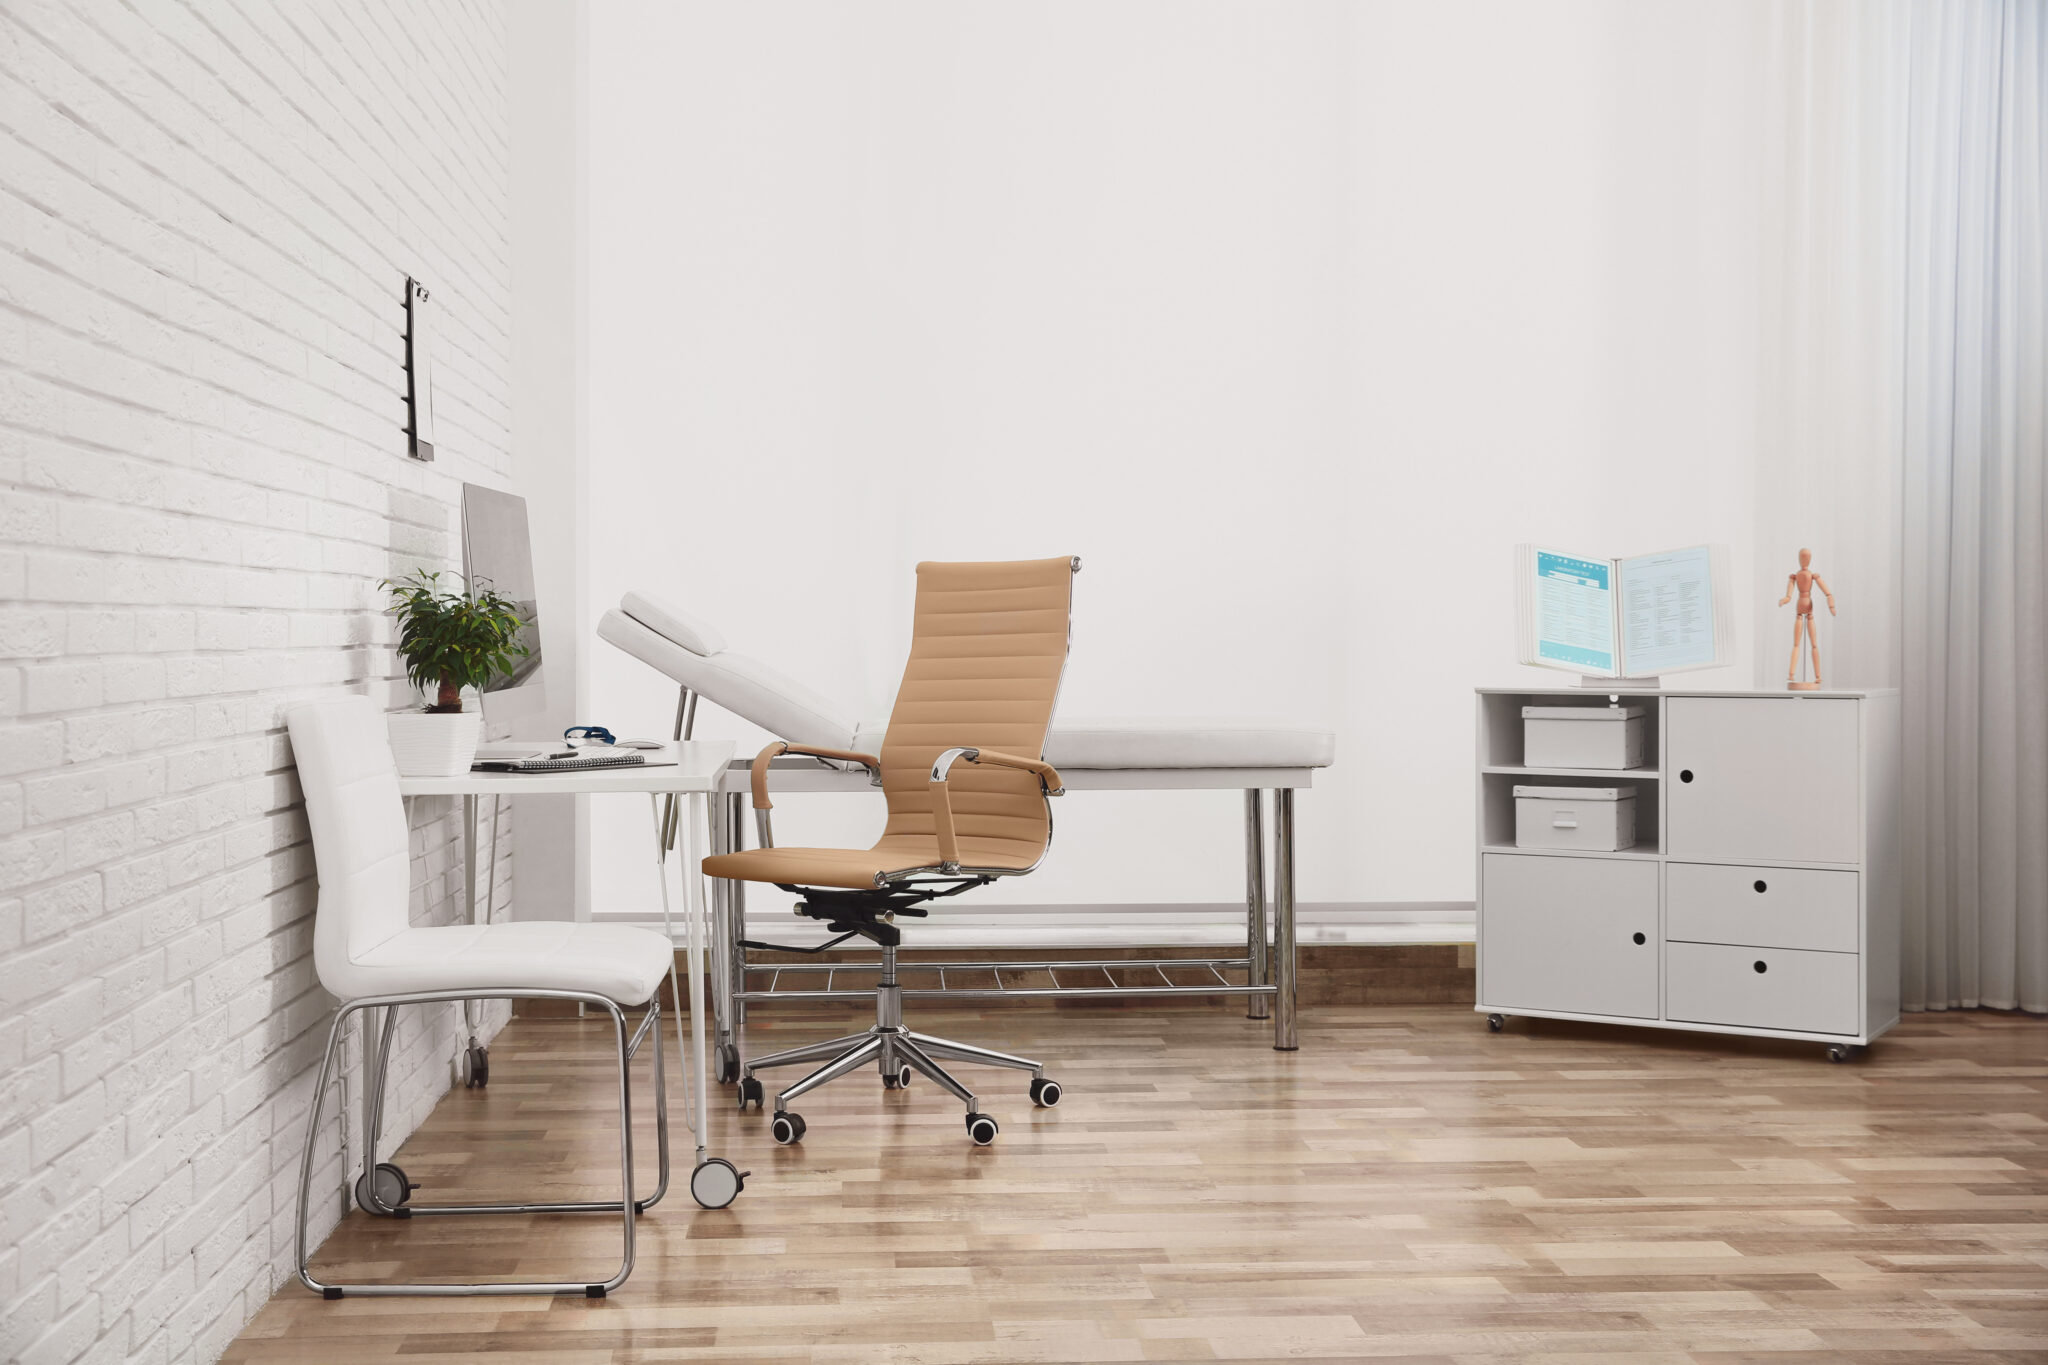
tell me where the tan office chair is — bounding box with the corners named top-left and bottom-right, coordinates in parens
top-left (703, 556), bottom-right (1078, 1145)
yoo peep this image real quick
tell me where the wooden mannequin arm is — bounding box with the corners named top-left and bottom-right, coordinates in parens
top-left (925, 747), bottom-right (1065, 871)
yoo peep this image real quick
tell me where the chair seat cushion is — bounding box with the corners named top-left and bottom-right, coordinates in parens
top-left (705, 834), bottom-right (1040, 891)
top-left (851, 715), bottom-right (1337, 770)
top-left (331, 921), bottom-right (675, 1006)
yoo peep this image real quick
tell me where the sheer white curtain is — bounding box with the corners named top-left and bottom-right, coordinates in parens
top-left (1897, 0), bottom-right (2047, 1013)
top-left (1766, 0), bottom-right (2044, 1012)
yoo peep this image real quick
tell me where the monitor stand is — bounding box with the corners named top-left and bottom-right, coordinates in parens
top-left (1578, 675), bottom-right (1661, 690)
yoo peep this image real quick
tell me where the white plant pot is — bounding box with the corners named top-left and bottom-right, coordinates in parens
top-left (386, 710), bottom-right (482, 778)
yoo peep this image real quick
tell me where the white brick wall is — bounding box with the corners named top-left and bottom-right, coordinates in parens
top-left (0, 3), bottom-right (517, 1361)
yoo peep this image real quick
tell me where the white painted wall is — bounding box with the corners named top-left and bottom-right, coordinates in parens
top-left (584, 2), bottom-right (1778, 918)
top-left (0, 3), bottom-right (517, 1361)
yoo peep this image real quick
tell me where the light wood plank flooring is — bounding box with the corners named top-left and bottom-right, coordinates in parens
top-left (227, 1003), bottom-right (2048, 1363)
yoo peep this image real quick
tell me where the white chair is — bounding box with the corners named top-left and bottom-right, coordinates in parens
top-left (287, 696), bottom-right (719, 1300)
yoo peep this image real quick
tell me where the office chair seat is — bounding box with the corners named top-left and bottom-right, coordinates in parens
top-left (336, 920), bottom-right (675, 1005)
top-left (704, 836), bottom-right (1038, 891)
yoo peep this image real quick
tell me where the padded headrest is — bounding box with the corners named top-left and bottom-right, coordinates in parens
top-left (597, 608), bottom-right (858, 751)
top-left (621, 591), bottom-right (725, 657)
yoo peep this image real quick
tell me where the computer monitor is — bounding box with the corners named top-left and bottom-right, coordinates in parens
top-left (461, 483), bottom-right (547, 723)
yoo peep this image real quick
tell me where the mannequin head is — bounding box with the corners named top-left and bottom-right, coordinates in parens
top-left (1798, 547), bottom-right (1813, 569)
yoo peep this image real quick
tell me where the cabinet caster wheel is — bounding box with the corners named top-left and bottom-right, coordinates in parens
top-left (689, 1158), bottom-right (747, 1208)
top-left (1826, 1044), bottom-right (1861, 1064)
top-left (770, 1112), bottom-right (806, 1145)
top-left (354, 1162), bottom-right (416, 1214)
top-left (737, 1075), bottom-right (764, 1111)
top-left (882, 1063), bottom-right (913, 1090)
top-left (463, 1041), bottom-right (488, 1088)
top-left (1486, 1014), bottom-right (1506, 1033)
top-left (1029, 1077), bottom-right (1062, 1107)
top-left (715, 1043), bottom-right (740, 1085)
top-left (966, 1112), bottom-right (999, 1145)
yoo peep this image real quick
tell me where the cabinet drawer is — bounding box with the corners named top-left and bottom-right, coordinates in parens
top-left (1665, 942), bottom-right (1859, 1036)
top-left (1481, 854), bottom-right (1659, 1019)
top-left (1666, 697), bottom-right (1860, 863)
top-left (1666, 863), bottom-right (1858, 953)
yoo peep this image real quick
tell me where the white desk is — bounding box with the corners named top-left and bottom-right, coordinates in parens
top-left (399, 740), bottom-right (737, 1196)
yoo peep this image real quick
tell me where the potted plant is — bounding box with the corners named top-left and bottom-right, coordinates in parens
top-left (380, 569), bottom-right (531, 776)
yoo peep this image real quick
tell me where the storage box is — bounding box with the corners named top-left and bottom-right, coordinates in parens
top-left (1522, 705), bottom-right (1644, 770)
top-left (1514, 784), bottom-right (1638, 851)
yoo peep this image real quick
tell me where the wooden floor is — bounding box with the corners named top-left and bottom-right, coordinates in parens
top-left (228, 1002), bottom-right (2048, 1363)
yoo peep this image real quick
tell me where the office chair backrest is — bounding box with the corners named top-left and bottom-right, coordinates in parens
top-left (877, 558), bottom-right (1076, 871)
top-left (287, 696), bottom-right (413, 995)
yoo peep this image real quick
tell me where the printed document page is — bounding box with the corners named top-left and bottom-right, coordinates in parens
top-left (1618, 545), bottom-right (1718, 675)
top-left (1529, 549), bottom-right (1617, 675)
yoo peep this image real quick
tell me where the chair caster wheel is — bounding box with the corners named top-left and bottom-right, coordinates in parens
top-left (464, 1041), bottom-right (489, 1087)
top-left (354, 1162), bottom-right (416, 1214)
top-left (738, 1076), bottom-right (764, 1110)
top-left (690, 1158), bottom-right (747, 1208)
top-left (1826, 1044), bottom-right (1862, 1064)
top-left (966, 1112), bottom-right (998, 1145)
top-left (770, 1112), bottom-right (806, 1145)
top-left (1029, 1077), bottom-right (1062, 1107)
top-left (882, 1063), bottom-right (913, 1090)
top-left (715, 1043), bottom-right (740, 1085)
top-left (1486, 1014), bottom-right (1506, 1033)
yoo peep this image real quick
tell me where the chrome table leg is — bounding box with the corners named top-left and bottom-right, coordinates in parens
top-left (1245, 789), bottom-right (1269, 1020)
top-left (1274, 788), bottom-right (1298, 1051)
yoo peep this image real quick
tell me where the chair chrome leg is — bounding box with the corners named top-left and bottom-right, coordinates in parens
top-left (360, 1006), bottom-right (401, 1210)
top-left (295, 1004), bottom-right (353, 1294)
top-left (641, 999), bottom-right (670, 1212)
top-left (892, 1036), bottom-right (977, 1108)
top-left (745, 1032), bottom-right (873, 1074)
top-left (775, 1035), bottom-right (883, 1111)
top-left (296, 988), bottom-right (670, 1298)
top-left (905, 1031), bottom-right (1040, 1075)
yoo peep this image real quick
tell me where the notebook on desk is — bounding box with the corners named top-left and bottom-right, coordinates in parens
top-left (471, 744), bottom-right (670, 773)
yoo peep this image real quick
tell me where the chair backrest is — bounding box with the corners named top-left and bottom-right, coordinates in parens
top-left (286, 696), bottom-right (413, 995)
top-left (877, 558), bottom-right (1077, 869)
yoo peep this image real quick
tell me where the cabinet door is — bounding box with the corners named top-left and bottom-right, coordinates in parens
top-left (1666, 697), bottom-right (1859, 864)
top-left (1480, 853), bottom-right (1659, 1019)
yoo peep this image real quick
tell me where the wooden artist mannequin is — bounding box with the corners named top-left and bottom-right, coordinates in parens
top-left (1778, 547), bottom-right (1837, 690)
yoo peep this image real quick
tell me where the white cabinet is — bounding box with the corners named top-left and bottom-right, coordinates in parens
top-left (1475, 687), bottom-right (1899, 1060)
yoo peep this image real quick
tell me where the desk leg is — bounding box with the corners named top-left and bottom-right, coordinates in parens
top-left (727, 792), bottom-right (748, 1037)
top-left (461, 795), bottom-right (480, 1048)
top-left (682, 793), bottom-right (712, 1168)
top-left (1245, 790), bottom-right (1269, 1020)
top-left (1274, 788), bottom-right (1298, 1051)
top-left (707, 794), bottom-right (736, 1076)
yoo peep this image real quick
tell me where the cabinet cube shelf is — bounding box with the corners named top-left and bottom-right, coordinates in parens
top-left (1474, 687), bottom-right (1901, 1061)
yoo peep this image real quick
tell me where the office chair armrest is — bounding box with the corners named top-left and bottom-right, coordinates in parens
top-left (926, 747), bottom-right (1065, 872)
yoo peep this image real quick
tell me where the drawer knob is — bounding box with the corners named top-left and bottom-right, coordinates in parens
top-left (1753, 879), bottom-right (1768, 893)
top-left (1753, 960), bottom-right (1768, 974)
top-left (1679, 769), bottom-right (1695, 783)
top-left (1632, 932), bottom-right (1646, 945)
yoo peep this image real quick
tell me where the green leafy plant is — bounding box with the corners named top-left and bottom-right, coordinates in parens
top-left (381, 569), bottom-right (530, 713)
